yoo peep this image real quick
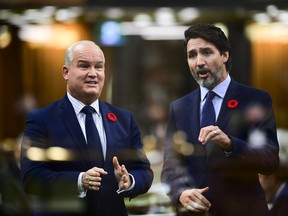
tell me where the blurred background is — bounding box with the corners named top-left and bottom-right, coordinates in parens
top-left (0, 0), bottom-right (288, 215)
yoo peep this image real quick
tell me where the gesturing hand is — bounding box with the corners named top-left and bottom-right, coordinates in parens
top-left (82, 167), bottom-right (107, 191)
top-left (113, 156), bottom-right (131, 190)
top-left (179, 187), bottom-right (211, 213)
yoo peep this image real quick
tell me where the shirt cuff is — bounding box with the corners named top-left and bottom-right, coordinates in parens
top-left (224, 150), bottom-right (232, 157)
top-left (78, 172), bottom-right (87, 198)
top-left (116, 173), bottom-right (135, 194)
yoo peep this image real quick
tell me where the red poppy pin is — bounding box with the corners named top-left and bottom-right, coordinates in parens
top-left (107, 113), bottom-right (117, 122)
top-left (227, 100), bottom-right (239, 109)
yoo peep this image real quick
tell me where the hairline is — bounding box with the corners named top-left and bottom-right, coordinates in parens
top-left (64, 40), bottom-right (101, 68)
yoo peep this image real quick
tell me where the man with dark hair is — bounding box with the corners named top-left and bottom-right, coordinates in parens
top-left (161, 23), bottom-right (279, 216)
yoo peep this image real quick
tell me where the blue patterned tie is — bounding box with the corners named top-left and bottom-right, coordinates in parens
top-left (201, 91), bottom-right (216, 128)
top-left (81, 106), bottom-right (104, 167)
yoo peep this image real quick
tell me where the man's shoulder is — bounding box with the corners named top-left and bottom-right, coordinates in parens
top-left (231, 79), bottom-right (271, 98)
top-left (171, 89), bottom-right (199, 105)
top-left (28, 97), bottom-right (66, 116)
top-left (99, 101), bottom-right (132, 116)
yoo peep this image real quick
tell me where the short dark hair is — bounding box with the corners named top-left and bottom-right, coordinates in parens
top-left (184, 23), bottom-right (232, 72)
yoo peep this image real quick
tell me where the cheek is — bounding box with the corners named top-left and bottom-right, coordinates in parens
top-left (98, 72), bottom-right (105, 82)
top-left (187, 59), bottom-right (195, 69)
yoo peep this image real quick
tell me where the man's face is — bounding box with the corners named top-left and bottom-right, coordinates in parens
top-left (63, 43), bottom-right (105, 105)
top-left (186, 38), bottom-right (228, 89)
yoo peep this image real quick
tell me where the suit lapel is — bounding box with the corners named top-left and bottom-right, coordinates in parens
top-left (99, 101), bottom-right (116, 170)
top-left (178, 90), bottom-right (205, 157)
top-left (189, 90), bottom-right (202, 141)
top-left (216, 79), bottom-right (240, 129)
top-left (206, 80), bottom-right (240, 159)
top-left (57, 96), bottom-right (91, 166)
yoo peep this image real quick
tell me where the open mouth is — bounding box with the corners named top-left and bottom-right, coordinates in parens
top-left (85, 81), bottom-right (97, 85)
top-left (197, 69), bottom-right (210, 79)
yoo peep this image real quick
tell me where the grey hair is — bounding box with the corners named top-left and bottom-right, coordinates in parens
top-left (64, 40), bottom-right (98, 68)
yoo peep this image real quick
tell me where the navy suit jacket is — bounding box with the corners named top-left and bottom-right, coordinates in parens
top-left (270, 182), bottom-right (288, 216)
top-left (161, 79), bottom-right (279, 216)
top-left (20, 95), bottom-right (153, 216)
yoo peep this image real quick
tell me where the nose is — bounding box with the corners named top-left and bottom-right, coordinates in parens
top-left (196, 56), bottom-right (205, 68)
top-left (88, 68), bottom-right (97, 77)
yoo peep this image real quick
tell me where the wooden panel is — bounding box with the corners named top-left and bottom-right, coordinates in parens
top-left (251, 41), bottom-right (288, 128)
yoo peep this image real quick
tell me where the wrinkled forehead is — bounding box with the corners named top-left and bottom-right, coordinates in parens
top-left (187, 38), bottom-right (217, 52)
top-left (73, 43), bottom-right (105, 63)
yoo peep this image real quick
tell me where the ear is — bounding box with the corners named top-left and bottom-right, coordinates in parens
top-left (222, 51), bottom-right (229, 64)
top-left (62, 65), bottom-right (69, 81)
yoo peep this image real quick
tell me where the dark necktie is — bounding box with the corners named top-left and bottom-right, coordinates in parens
top-left (201, 91), bottom-right (216, 155)
top-left (201, 91), bottom-right (216, 128)
top-left (81, 106), bottom-right (104, 167)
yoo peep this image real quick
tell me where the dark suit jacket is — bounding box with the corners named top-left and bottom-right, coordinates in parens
top-left (270, 182), bottom-right (288, 216)
top-left (20, 95), bottom-right (153, 216)
top-left (161, 79), bottom-right (279, 216)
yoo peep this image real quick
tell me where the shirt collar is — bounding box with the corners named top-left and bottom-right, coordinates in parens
top-left (67, 92), bottom-right (100, 115)
top-left (200, 74), bottom-right (231, 101)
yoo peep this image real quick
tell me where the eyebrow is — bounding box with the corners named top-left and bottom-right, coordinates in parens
top-left (188, 47), bottom-right (213, 53)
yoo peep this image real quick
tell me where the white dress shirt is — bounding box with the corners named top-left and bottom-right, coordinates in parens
top-left (66, 92), bottom-right (135, 197)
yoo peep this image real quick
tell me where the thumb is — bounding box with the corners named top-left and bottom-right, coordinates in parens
top-left (199, 186), bottom-right (209, 194)
top-left (113, 156), bottom-right (120, 169)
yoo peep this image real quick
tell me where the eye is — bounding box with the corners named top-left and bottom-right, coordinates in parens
top-left (78, 62), bottom-right (89, 68)
top-left (204, 50), bottom-right (211, 55)
top-left (202, 48), bottom-right (213, 56)
top-left (95, 63), bottom-right (104, 69)
top-left (188, 51), bottom-right (197, 59)
top-left (79, 63), bottom-right (89, 68)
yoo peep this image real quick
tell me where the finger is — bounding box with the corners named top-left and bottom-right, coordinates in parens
top-left (198, 126), bottom-right (213, 143)
top-left (121, 164), bottom-right (129, 175)
top-left (91, 167), bottom-right (108, 175)
top-left (185, 204), bottom-right (202, 213)
top-left (194, 187), bottom-right (211, 208)
top-left (187, 201), bottom-right (209, 212)
top-left (113, 156), bottom-right (121, 169)
top-left (88, 182), bottom-right (101, 191)
top-left (199, 186), bottom-right (209, 194)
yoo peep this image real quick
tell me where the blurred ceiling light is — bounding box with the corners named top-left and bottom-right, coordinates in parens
top-left (266, 5), bottom-right (279, 18)
top-left (46, 147), bottom-right (74, 161)
top-left (8, 13), bottom-right (26, 26)
top-left (121, 22), bottom-right (140, 35)
top-left (0, 25), bottom-right (11, 48)
top-left (55, 7), bottom-right (82, 23)
top-left (0, 9), bottom-right (11, 20)
top-left (18, 24), bottom-right (80, 48)
top-left (41, 6), bottom-right (57, 17)
top-left (100, 21), bottom-right (122, 46)
top-left (246, 23), bottom-right (288, 42)
top-left (277, 11), bottom-right (288, 24)
top-left (133, 13), bottom-right (153, 27)
top-left (140, 25), bottom-right (187, 40)
top-left (121, 22), bottom-right (188, 40)
top-left (26, 147), bottom-right (46, 161)
top-left (19, 25), bottom-right (52, 43)
top-left (154, 7), bottom-right (176, 26)
top-left (253, 12), bottom-right (271, 24)
top-left (23, 8), bottom-right (52, 24)
top-left (178, 7), bottom-right (200, 23)
top-left (104, 8), bottom-right (125, 19)
top-left (23, 9), bottom-right (39, 21)
top-left (55, 9), bottom-right (71, 22)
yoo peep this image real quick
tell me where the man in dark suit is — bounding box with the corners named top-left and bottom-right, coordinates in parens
top-left (161, 23), bottom-right (279, 216)
top-left (259, 128), bottom-right (288, 216)
top-left (20, 40), bottom-right (153, 216)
